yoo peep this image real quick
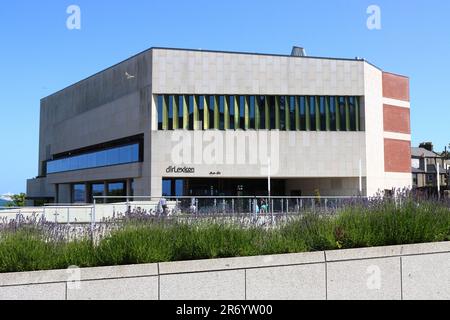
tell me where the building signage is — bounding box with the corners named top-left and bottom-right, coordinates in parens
top-left (166, 166), bottom-right (195, 174)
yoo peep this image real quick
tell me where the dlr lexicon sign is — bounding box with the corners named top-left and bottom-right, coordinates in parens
top-left (170, 130), bottom-right (280, 175)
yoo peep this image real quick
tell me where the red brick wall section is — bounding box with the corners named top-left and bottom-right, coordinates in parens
top-left (384, 139), bottom-right (411, 173)
top-left (383, 105), bottom-right (411, 134)
top-left (382, 72), bottom-right (410, 101)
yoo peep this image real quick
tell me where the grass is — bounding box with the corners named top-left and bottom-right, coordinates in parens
top-left (0, 198), bottom-right (449, 273)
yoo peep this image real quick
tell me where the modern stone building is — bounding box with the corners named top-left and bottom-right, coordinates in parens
top-left (26, 47), bottom-right (412, 204)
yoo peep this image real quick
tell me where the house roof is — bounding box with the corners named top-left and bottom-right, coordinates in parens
top-left (411, 147), bottom-right (440, 158)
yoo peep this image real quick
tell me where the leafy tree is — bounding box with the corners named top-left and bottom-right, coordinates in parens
top-left (6, 193), bottom-right (26, 207)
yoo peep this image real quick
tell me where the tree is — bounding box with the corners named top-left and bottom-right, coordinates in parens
top-left (6, 193), bottom-right (26, 207)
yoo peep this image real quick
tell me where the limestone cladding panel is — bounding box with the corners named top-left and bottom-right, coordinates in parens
top-left (151, 49), bottom-right (365, 96)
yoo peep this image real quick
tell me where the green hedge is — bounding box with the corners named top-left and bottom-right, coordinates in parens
top-left (0, 200), bottom-right (449, 273)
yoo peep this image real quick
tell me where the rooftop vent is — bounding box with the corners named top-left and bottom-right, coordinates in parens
top-left (291, 46), bottom-right (306, 57)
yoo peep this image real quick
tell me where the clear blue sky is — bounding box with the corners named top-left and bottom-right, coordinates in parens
top-left (0, 0), bottom-right (449, 194)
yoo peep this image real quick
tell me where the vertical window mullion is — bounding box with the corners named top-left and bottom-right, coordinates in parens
top-left (203, 96), bottom-right (209, 130)
top-left (182, 95), bottom-right (188, 130)
top-left (163, 95), bottom-right (169, 130)
top-left (193, 95), bottom-right (200, 130)
top-left (275, 96), bottom-right (280, 130)
top-left (254, 96), bottom-right (260, 130)
top-left (224, 95), bottom-right (230, 130)
top-left (214, 96), bottom-right (220, 130)
top-left (265, 96), bottom-right (270, 130)
top-left (245, 96), bottom-right (250, 130)
top-left (234, 96), bottom-right (240, 130)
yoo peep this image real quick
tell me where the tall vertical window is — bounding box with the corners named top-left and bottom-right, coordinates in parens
top-left (289, 96), bottom-right (296, 131)
top-left (178, 95), bottom-right (183, 129)
top-left (330, 96), bottom-right (337, 131)
top-left (299, 96), bottom-right (306, 131)
top-left (168, 95), bottom-right (174, 130)
top-left (239, 96), bottom-right (245, 129)
top-left (188, 95), bottom-right (194, 130)
top-left (219, 96), bottom-right (225, 130)
top-left (349, 97), bottom-right (356, 131)
top-left (279, 96), bottom-right (286, 130)
top-left (249, 96), bottom-right (256, 129)
top-left (319, 97), bottom-right (326, 131)
top-left (269, 96), bottom-right (276, 130)
top-left (339, 96), bottom-right (346, 130)
top-left (229, 96), bottom-right (235, 130)
top-left (259, 96), bottom-right (266, 130)
top-left (157, 95), bottom-right (163, 130)
top-left (155, 94), bottom-right (363, 132)
top-left (309, 96), bottom-right (316, 131)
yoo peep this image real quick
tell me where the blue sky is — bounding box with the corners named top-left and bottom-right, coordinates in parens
top-left (0, 0), bottom-right (449, 194)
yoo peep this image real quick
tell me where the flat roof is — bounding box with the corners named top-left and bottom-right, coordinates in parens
top-left (42, 46), bottom-right (381, 101)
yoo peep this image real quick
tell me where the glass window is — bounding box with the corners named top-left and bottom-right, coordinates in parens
top-left (269, 96), bottom-right (276, 130)
top-left (239, 96), bottom-right (245, 129)
top-left (279, 96), bottom-right (286, 130)
top-left (157, 95), bottom-right (163, 130)
top-left (330, 96), bottom-right (337, 131)
top-left (249, 96), bottom-right (255, 129)
top-left (168, 95), bottom-right (174, 130)
top-left (299, 96), bottom-right (306, 131)
top-left (178, 95), bottom-right (184, 128)
top-left (162, 179), bottom-right (172, 197)
top-left (320, 97), bottom-right (326, 131)
top-left (175, 179), bottom-right (184, 196)
top-left (188, 95), bottom-right (194, 130)
top-left (289, 96), bottom-right (296, 131)
top-left (259, 96), bottom-right (266, 130)
top-left (91, 183), bottom-right (104, 204)
top-left (349, 97), bottom-right (356, 131)
top-left (339, 97), bottom-right (346, 130)
top-left (219, 96), bottom-right (225, 130)
top-left (47, 143), bottom-right (141, 174)
top-left (72, 184), bottom-right (86, 203)
top-left (107, 182), bottom-right (126, 203)
top-left (309, 96), bottom-right (316, 131)
top-left (208, 95), bottom-right (215, 129)
top-left (229, 96), bottom-right (235, 130)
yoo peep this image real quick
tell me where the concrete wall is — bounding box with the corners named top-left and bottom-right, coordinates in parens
top-left (150, 130), bottom-right (367, 197)
top-left (1, 241), bottom-right (448, 300)
top-left (151, 49), bottom-right (365, 96)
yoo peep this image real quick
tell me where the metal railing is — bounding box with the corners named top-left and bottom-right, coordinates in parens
top-left (0, 195), bottom-right (373, 225)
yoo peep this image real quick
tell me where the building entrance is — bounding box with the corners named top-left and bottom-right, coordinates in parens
top-left (162, 178), bottom-right (286, 197)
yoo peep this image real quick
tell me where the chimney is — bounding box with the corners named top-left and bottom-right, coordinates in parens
top-left (419, 142), bottom-right (433, 152)
top-left (291, 46), bottom-right (306, 57)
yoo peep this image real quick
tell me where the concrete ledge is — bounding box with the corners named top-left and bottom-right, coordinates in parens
top-left (0, 241), bottom-right (448, 300)
top-left (160, 270), bottom-right (245, 300)
top-left (0, 283), bottom-right (66, 300)
top-left (325, 241), bottom-right (450, 262)
top-left (67, 276), bottom-right (159, 300)
top-left (325, 245), bottom-right (402, 262)
top-left (0, 263), bottom-right (158, 287)
top-left (159, 251), bottom-right (325, 275)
